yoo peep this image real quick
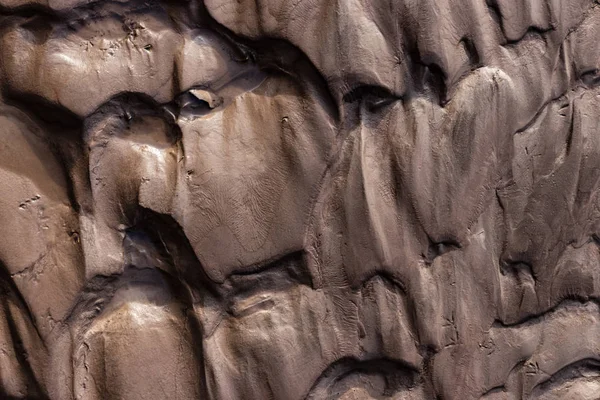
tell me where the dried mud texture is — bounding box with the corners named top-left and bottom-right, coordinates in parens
top-left (0, 0), bottom-right (600, 399)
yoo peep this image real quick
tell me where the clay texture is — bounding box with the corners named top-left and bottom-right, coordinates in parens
top-left (1, 0), bottom-right (600, 399)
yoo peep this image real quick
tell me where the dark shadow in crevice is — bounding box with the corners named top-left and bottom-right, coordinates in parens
top-left (460, 36), bottom-right (480, 67)
top-left (532, 358), bottom-right (600, 396)
top-left (195, 3), bottom-right (340, 123)
top-left (485, 0), bottom-right (505, 38)
top-left (305, 358), bottom-right (419, 400)
top-left (480, 385), bottom-right (506, 397)
top-left (343, 84), bottom-right (401, 113)
top-left (0, 91), bottom-right (87, 216)
top-left (2, 91), bottom-right (82, 130)
top-left (418, 344), bottom-right (442, 400)
top-left (581, 68), bottom-right (600, 88)
top-left (0, 264), bottom-right (48, 399)
top-left (492, 297), bottom-right (600, 328)
top-left (357, 270), bottom-right (407, 294)
top-left (0, 2), bottom-right (59, 19)
top-left (221, 251), bottom-right (314, 319)
top-left (400, 41), bottom-right (449, 105)
top-left (304, 357), bottom-right (421, 400)
top-left (125, 206), bottom-right (219, 298)
top-left (224, 251), bottom-right (310, 285)
top-left (503, 26), bottom-right (554, 47)
top-left (422, 236), bottom-right (461, 265)
top-left (85, 91), bottom-right (176, 130)
top-left (501, 260), bottom-right (536, 283)
top-left (0, 0), bottom-right (166, 23)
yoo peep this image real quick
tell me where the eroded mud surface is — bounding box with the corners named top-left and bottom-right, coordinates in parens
top-left (1, 0), bottom-right (600, 399)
